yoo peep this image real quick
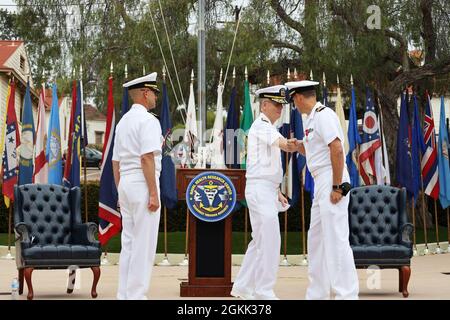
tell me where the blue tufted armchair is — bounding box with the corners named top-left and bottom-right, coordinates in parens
top-left (348, 185), bottom-right (414, 298)
top-left (14, 184), bottom-right (101, 300)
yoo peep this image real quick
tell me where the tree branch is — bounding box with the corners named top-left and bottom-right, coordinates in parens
top-left (269, 0), bottom-right (305, 36)
top-left (390, 56), bottom-right (450, 92)
top-left (271, 40), bottom-right (302, 54)
top-left (114, 0), bottom-right (133, 27)
top-left (420, 0), bottom-right (436, 64)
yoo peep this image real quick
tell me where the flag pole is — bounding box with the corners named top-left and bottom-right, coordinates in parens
top-left (447, 208), bottom-right (450, 253)
top-left (2, 205), bottom-right (14, 260)
top-left (418, 150), bottom-right (429, 255)
top-left (300, 171), bottom-right (308, 266)
top-left (179, 208), bottom-right (189, 266)
top-left (281, 67), bottom-right (291, 267)
top-left (80, 64), bottom-right (89, 223)
top-left (412, 198), bottom-right (418, 256)
top-left (158, 67), bottom-right (171, 266)
top-left (376, 96), bottom-right (388, 185)
top-left (434, 200), bottom-right (441, 254)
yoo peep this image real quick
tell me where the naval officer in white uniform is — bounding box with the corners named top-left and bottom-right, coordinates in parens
top-left (231, 85), bottom-right (297, 300)
top-left (112, 73), bottom-right (163, 300)
top-left (285, 80), bottom-right (359, 300)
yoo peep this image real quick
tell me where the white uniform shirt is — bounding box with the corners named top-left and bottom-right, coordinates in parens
top-left (246, 113), bottom-right (283, 185)
top-left (112, 104), bottom-right (163, 176)
top-left (303, 102), bottom-right (345, 174)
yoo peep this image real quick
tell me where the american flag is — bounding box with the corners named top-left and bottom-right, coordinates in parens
top-left (421, 93), bottom-right (439, 199)
top-left (359, 88), bottom-right (382, 185)
top-left (2, 80), bottom-right (20, 205)
top-left (98, 77), bottom-right (121, 245)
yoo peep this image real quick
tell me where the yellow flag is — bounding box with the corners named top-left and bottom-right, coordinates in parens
top-left (0, 83), bottom-right (11, 163)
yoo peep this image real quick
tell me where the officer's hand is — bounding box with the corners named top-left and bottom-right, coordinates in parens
top-left (330, 190), bottom-right (343, 204)
top-left (148, 193), bottom-right (160, 212)
top-left (278, 191), bottom-right (289, 207)
top-left (286, 138), bottom-right (298, 152)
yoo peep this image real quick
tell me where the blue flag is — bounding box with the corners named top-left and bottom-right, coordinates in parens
top-left (46, 84), bottom-right (63, 185)
top-left (121, 87), bottom-right (129, 118)
top-left (396, 93), bottom-right (414, 197)
top-left (411, 95), bottom-right (425, 201)
top-left (346, 85), bottom-right (361, 188)
top-left (323, 86), bottom-right (328, 107)
top-left (159, 82), bottom-right (178, 209)
top-left (304, 167), bottom-right (315, 200)
top-left (438, 96), bottom-right (450, 208)
top-left (18, 81), bottom-right (35, 185)
top-left (224, 86), bottom-right (240, 169)
top-left (69, 81), bottom-right (82, 187)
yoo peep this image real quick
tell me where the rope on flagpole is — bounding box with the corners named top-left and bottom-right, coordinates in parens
top-left (148, 3), bottom-right (186, 123)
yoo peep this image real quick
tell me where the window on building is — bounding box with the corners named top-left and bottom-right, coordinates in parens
top-left (20, 56), bottom-right (25, 71)
top-left (95, 131), bottom-right (104, 145)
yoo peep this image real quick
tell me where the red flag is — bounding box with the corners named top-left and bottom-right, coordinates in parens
top-left (33, 85), bottom-right (48, 183)
top-left (63, 80), bottom-right (77, 186)
top-left (2, 80), bottom-right (20, 204)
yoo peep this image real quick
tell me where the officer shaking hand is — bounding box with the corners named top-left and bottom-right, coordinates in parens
top-left (286, 80), bottom-right (359, 300)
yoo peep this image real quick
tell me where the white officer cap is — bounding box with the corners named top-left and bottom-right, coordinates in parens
top-left (285, 80), bottom-right (319, 97)
top-left (123, 72), bottom-right (160, 93)
top-left (255, 85), bottom-right (289, 104)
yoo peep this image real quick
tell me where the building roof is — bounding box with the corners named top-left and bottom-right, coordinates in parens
top-left (84, 104), bottom-right (106, 121)
top-left (0, 40), bottom-right (23, 68)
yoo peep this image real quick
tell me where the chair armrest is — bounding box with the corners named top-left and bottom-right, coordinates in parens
top-left (72, 223), bottom-right (100, 246)
top-left (14, 223), bottom-right (30, 243)
top-left (400, 223), bottom-right (414, 246)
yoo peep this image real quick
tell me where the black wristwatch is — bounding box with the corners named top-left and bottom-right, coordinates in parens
top-left (332, 183), bottom-right (352, 196)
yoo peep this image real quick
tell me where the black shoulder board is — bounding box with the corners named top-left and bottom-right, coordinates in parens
top-left (316, 106), bottom-right (326, 112)
top-left (150, 111), bottom-right (160, 120)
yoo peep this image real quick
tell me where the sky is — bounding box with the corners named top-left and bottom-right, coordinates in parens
top-left (0, 0), bottom-right (16, 12)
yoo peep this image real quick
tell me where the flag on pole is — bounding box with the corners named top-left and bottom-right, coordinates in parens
top-left (422, 93), bottom-right (439, 199)
top-left (378, 114), bottom-right (391, 185)
top-left (346, 85), bottom-right (361, 188)
top-left (159, 81), bottom-right (178, 209)
top-left (280, 105), bottom-right (292, 200)
top-left (289, 108), bottom-right (306, 205)
top-left (210, 84), bottom-right (226, 169)
top-left (80, 78), bottom-right (88, 148)
top-left (18, 81), bottom-right (35, 185)
top-left (224, 86), bottom-right (240, 168)
top-left (411, 95), bottom-right (426, 200)
top-left (98, 76), bottom-right (121, 245)
top-left (46, 84), bottom-right (63, 185)
top-left (68, 82), bottom-right (82, 187)
top-left (396, 92), bottom-right (415, 198)
top-left (238, 78), bottom-right (254, 169)
top-left (438, 96), bottom-right (450, 208)
top-left (359, 88), bottom-right (382, 185)
top-left (183, 80), bottom-right (198, 165)
top-left (0, 83), bottom-right (10, 163)
top-left (34, 85), bottom-right (48, 183)
top-left (2, 80), bottom-right (19, 207)
top-left (335, 84), bottom-right (349, 154)
top-left (63, 80), bottom-right (77, 186)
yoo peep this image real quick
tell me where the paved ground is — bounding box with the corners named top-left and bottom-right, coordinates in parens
top-left (1, 246), bottom-right (450, 300)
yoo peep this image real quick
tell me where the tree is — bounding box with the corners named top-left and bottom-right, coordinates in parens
top-left (0, 9), bottom-right (19, 40)
top-left (268, 0), bottom-right (450, 177)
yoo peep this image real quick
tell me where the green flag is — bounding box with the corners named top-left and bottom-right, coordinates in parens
top-left (238, 79), bottom-right (254, 169)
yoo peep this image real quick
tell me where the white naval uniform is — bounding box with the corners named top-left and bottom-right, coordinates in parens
top-left (303, 102), bottom-right (359, 300)
top-left (232, 113), bottom-right (283, 300)
top-left (112, 104), bottom-right (163, 300)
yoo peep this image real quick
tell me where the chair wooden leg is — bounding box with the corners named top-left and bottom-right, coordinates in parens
top-left (398, 268), bottom-right (403, 293)
top-left (18, 269), bottom-right (24, 295)
top-left (67, 269), bottom-right (76, 294)
top-left (91, 267), bottom-right (100, 298)
top-left (24, 268), bottom-right (34, 300)
top-left (400, 266), bottom-right (411, 298)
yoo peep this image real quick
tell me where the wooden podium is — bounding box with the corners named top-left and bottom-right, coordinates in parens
top-left (177, 168), bottom-right (246, 297)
